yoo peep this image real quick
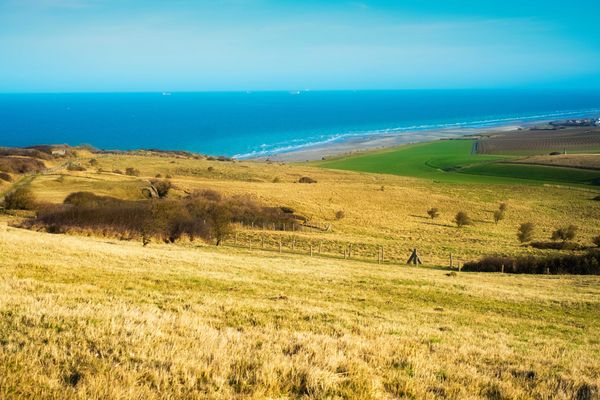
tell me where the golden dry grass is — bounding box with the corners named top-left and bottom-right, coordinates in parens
top-left (23, 152), bottom-right (600, 264)
top-left (1, 220), bottom-right (599, 399)
top-left (1, 151), bottom-right (600, 399)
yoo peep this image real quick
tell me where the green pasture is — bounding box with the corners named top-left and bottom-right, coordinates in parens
top-left (317, 139), bottom-right (600, 185)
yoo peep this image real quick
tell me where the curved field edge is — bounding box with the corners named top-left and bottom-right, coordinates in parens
top-left (0, 222), bottom-right (599, 399)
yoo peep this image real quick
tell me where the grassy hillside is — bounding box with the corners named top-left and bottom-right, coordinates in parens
top-left (317, 140), bottom-right (600, 185)
top-left (1, 220), bottom-right (599, 399)
top-left (4, 150), bottom-right (600, 264)
top-left (1, 147), bottom-right (599, 398)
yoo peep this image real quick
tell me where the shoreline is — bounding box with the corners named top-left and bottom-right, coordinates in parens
top-left (251, 123), bottom-right (524, 163)
top-left (250, 113), bottom-right (600, 162)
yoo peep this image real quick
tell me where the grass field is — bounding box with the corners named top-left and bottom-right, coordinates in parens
top-left (318, 140), bottom-right (600, 185)
top-left (1, 220), bottom-right (599, 399)
top-left (1, 147), bottom-right (600, 398)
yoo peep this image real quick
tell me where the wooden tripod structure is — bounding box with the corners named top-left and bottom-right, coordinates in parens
top-left (407, 248), bottom-right (423, 265)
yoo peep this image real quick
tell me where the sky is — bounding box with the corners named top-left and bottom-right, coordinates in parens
top-left (0, 0), bottom-right (599, 92)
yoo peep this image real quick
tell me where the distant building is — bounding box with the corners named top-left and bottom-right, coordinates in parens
top-left (51, 149), bottom-right (67, 156)
top-left (595, 118), bottom-right (600, 126)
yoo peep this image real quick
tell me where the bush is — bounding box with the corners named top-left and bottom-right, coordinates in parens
top-left (125, 167), bottom-right (140, 176)
top-left (298, 176), bottom-right (317, 184)
top-left (593, 236), bottom-right (600, 248)
top-left (462, 250), bottom-right (600, 275)
top-left (66, 163), bottom-right (86, 172)
top-left (530, 241), bottom-right (583, 251)
top-left (0, 172), bottom-right (12, 182)
top-left (0, 156), bottom-right (46, 174)
top-left (335, 210), bottom-right (345, 220)
top-left (454, 211), bottom-right (472, 227)
top-left (26, 190), bottom-right (302, 245)
top-left (493, 210), bottom-right (505, 224)
top-left (427, 207), bottom-right (440, 219)
top-left (551, 225), bottom-right (578, 242)
top-left (499, 202), bottom-right (508, 212)
top-left (150, 179), bottom-right (172, 198)
top-left (113, 169), bottom-right (123, 175)
top-left (89, 159), bottom-right (98, 166)
top-left (517, 222), bottom-right (534, 243)
top-left (3, 187), bottom-right (36, 210)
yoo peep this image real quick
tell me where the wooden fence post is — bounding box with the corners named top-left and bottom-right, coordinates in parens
top-left (381, 246), bottom-right (384, 263)
top-left (261, 236), bottom-right (265, 248)
top-left (348, 244), bottom-right (352, 259)
top-left (310, 245), bottom-right (313, 257)
top-left (450, 253), bottom-right (453, 269)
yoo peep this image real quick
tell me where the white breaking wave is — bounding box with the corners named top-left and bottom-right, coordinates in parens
top-left (232, 108), bottom-right (600, 159)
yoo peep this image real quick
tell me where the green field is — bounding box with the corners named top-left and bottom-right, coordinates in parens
top-left (318, 139), bottom-right (600, 185)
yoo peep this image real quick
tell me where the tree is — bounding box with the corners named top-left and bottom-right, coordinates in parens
top-left (427, 207), bottom-right (440, 219)
top-left (499, 202), bottom-right (508, 212)
top-left (551, 225), bottom-right (578, 242)
top-left (493, 210), bottom-right (505, 224)
top-left (517, 222), bottom-right (534, 243)
top-left (207, 204), bottom-right (233, 246)
top-left (454, 211), bottom-right (472, 227)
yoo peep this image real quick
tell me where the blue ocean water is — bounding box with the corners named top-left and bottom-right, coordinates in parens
top-left (1, 90), bottom-right (600, 158)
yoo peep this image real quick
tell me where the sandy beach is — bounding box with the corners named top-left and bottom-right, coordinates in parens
top-left (256, 124), bottom-right (523, 162)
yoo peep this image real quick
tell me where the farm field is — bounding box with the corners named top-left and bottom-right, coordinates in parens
top-left (317, 139), bottom-right (600, 185)
top-left (476, 126), bottom-right (600, 156)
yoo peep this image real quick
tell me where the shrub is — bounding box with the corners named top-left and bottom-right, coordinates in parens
top-left (335, 210), bottom-right (345, 220)
top-left (149, 179), bottom-right (172, 198)
top-left (517, 222), bottom-right (534, 243)
top-left (272, 177), bottom-right (281, 183)
top-left (427, 207), bottom-right (440, 219)
top-left (3, 187), bottom-right (36, 210)
top-left (207, 166), bottom-right (214, 172)
top-left (462, 250), bottom-right (600, 275)
top-left (155, 173), bottom-right (162, 178)
top-left (454, 211), bottom-right (472, 227)
top-left (593, 236), bottom-right (600, 248)
top-left (530, 241), bottom-right (583, 251)
top-left (26, 190), bottom-right (301, 245)
top-left (551, 225), bottom-right (578, 242)
top-left (493, 210), bottom-right (505, 224)
top-left (113, 169), bottom-right (123, 175)
top-left (499, 202), bottom-right (508, 212)
top-left (125, 167), bottom-right (140, 176)
top-left (0, 172), bottom-right (12, 182)
top-left (89, 158), bottom-right (98, 166)
top-left (66, 163), bottom-right (86, 172)
top-left (0, 156), bottom-right (46, 174)
top-left (594, 195), bottom-right (600, 201)
top-left (298, 176), bottom-right (317, 184)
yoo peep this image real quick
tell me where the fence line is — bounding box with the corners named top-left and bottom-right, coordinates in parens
top-left (222, 229), bottom-right (465, 268)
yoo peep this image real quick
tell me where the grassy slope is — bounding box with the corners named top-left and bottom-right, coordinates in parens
top-left (1, 222), bottom-right (599, 399)
top-left (318, 140), bottom-right (600, 185)
top-left (18, 152), bottom-right (600, 264)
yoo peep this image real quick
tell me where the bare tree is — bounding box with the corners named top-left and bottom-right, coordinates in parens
top-left (454, 211), bottom-right (472, 227)
top-left (517, 222), bottom-right (534, 243)
top-left (427, 207), bottom-right (440, 219)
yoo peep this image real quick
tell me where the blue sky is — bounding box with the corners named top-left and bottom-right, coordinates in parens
top-left (0, 0), bottom-right (599, 92)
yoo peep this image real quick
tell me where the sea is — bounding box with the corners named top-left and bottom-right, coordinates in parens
top-left (1, 90), bottom-right (600, 158)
